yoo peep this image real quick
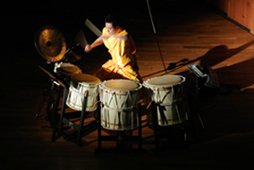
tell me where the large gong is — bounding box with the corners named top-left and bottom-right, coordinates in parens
top-left (34, 25), bottom-right (67, 62)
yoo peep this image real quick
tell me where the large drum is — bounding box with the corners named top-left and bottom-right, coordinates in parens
top-left (66, 73), bottom-right (101, 112)
top-left (99, 79), bottom-right (142, 131)
top-left (143, 74), bottom-right (187, 126)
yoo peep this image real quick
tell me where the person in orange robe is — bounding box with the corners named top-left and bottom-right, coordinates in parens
top-left (84, 14), bottom-right (142, 82)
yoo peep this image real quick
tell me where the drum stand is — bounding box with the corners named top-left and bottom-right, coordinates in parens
top-left (35, 79), bottom-right (58, 120)
top-left (150, 102), bottom-right (191, 150)
top-left (37, 65), bottom-right (67, 142)
top-left (96, 104), bottom-right (143, 152)
top-left (57, 88), bottom-right (98, 146)
top-left (38, 65), bottom-right (97, 145)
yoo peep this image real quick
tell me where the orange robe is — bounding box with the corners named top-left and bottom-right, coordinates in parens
top-left (96, 27), bottom-right (141, 82)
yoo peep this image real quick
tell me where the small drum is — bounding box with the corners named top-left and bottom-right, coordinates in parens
top-left (143, 74), bottom-right (187, 126)
top-left (99, 79), bottom-right (142, 131)
top-left (66, 73), bottom-right (101, 112)
top-left (56, 62), bottom-right (82, 77)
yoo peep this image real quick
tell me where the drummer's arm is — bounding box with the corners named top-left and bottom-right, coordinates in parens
top-left (85, 35), bottom-right (104, 52)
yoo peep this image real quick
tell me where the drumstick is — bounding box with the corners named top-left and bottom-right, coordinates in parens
top-left (84, 18), bottom-right (102, 37)
top-left (74, 30), bottom-right (88, 48)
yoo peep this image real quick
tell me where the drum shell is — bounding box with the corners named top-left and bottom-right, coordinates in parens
top-left (66, 74), bottom-right (101, 112)
top-left (144, 75), bottom-right (185, 104)
top-left (100, 106), bottom-right (139, 131)
top-left (143, 75), bottom-right (187, 126)
top-left (99, 86), bottom-right (140, 110)
top-left (99, 79), bottom-right (142, 131)
top-left (144, 83), bottom-right (184, 105)
top-left (155, 100), bottom-right (188, 126)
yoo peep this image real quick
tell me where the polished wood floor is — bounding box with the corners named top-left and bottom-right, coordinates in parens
top-left (2, 1), bottom-right (254, 169)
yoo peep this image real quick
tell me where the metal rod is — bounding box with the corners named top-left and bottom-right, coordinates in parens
top-left (146, 0), bottom-right (167, 72)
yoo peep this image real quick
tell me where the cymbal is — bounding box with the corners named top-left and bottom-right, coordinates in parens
top-left (35, 25), bottom-right (67, 62)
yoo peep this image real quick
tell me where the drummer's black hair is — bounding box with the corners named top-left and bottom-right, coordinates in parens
top-left (105, 13), bottom-right (125, 28)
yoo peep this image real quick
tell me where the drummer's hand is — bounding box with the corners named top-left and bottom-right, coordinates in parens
top-left (84, 44), bottom-right (92, 53)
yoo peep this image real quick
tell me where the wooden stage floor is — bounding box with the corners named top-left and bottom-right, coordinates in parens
top-left (2, 1), bottom-right (254, 169)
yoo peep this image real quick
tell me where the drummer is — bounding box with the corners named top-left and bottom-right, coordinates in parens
top-left (84, 13), bottom-right (142, 82)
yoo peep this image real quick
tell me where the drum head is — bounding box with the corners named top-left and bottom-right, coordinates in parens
top-left (145, 75), bottom-right (185, 87)
top-left (58, 63), bottom-right (82, 75)
top-left (71, 73), bottom-right (101, 84)
top-left (103, 79), bottom-right (140, 90)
